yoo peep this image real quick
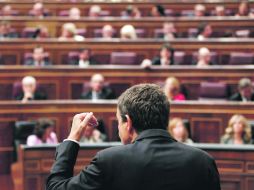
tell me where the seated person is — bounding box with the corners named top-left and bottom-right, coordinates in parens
top-left (1, 5), bottom-right (14, 16)
top-left (15, 76), bottom-right (47, 102)
top-left (120, 24), bottom-right (137, 39)
top-left (24, 46), bottom-right (52, 66)
top-left (26, 119), bottom-right (58, 146)
top-left (0, 21), bottom-right (18, 38)
top-left (168, 118), bottom-right (193, 144)
top-left (141, 44), bottom-right (174, 68)
top-left (69, 7), bottom-right (81, 19)
top-left (194, 4), bottom-right (206, 17)
top-left (33, 26), bottom-right (50, 39)
top-left (162, 22), bottom-right (177, 40)
top-left (235, 2), bottom-right (252, 17)
top-left (68, 48), bottom-right (100, 67)
top-left (197, 22), bottom-right (213, 40)
top-left (150, 4), bottom-right (165, 17)
top-left (101, 25), bottom-right (114, 39)
top-left (163, 77), bottom-right (186, 101)
top-left (215, 5), bottom-right (226, 16)
top-left (80, 125), bottom-right (106, 144)
top-left (122, 5), bottom-right (141, 18)
top-left (58, 23), bottom-right (85, 41)
top-left (230, 78), bottom-right (254, 101)
top-left (30, 2), bottom-right (47, 18)
top-left (81, 74), bottom-right (116, 100)
top-left (221, 114), bottom-right (252, 144)
top-left (196, 47), bottom-right (213, 67)
top-left (89, 5), bottom-right (101, 18)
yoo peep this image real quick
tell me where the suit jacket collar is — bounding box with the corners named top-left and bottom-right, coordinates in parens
top-left (134, 129), bottom-right (176, 143)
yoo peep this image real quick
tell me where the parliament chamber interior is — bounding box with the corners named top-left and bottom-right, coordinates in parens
top-left (1, 0), bottom-right (254, 189)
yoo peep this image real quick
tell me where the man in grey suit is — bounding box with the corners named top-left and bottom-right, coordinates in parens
top-left (47, 84), bottom-right (221, 190)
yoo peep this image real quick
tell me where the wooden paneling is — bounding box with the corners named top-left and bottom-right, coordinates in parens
top-left (12, 144), bottom-right (254, 190)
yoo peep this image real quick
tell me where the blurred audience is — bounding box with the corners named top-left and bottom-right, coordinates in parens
top-left (168, 118), bottom-right (193, 144)
top-left (215, 5), bottom-right (226, 16)
top-left (68, 48), bottom-right (100, 67)
top-left (122, 5), bottom-right (141, 18)
top-left (30, 2), bottom-right (47, 18)
top-left (150, 4), bottom-right (165, 17)
top-left (102, 25), bottom-right (114, 39)
top-left (26, 119), bottom-right (58, 146)
top-left (24, 46), bottom-right (52, 66)
top-left (162, 22), bottom-right (177, 40)
top-left (196, 47), bottom-right (213, 67)
top-left (163, 77), bottom-right (186, 101)
top-left (58, 23), bottom-right (85, 41)
top-left (0, 21), bottom-right (18, 38)
top-left (89, 5), bottom-right (101, 17)
top-left (197, 22), bottom-right (213, 40)
top-left (15, 76), bottom-right (47, 102)
top-left (80, 125), bottom-right (106, 144)
top-left (194, 4), bottom-right (206, 17)
top-left (81, 74), bottom-right (116, 100)
top-left (221, 114), bottom-right (252, 144)
top-left (230, 78), bottom-right (254, 101)
top-left (120, 24), bottom-right (137, 39)
top-left (69, 7), bottom-right (81, 19)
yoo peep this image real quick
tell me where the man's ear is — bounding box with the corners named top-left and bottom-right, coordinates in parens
top-left (125, 115), bottom-right (134, 133)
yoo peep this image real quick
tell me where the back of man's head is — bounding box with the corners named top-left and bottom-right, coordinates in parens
top-left (118, 84), bottom-right (170, 133)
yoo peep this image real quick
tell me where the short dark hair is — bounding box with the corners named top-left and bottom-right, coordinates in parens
top-left (160, 43), bottom-right (174, 65)
top-left (34, 119), bottom-right (54, 139)
top-left (156, 5), bottom-right (165, 16)
top-left (117, 84), bottom-right (170, 133)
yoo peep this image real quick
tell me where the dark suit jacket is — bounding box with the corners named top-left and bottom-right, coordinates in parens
top-left (68, 58), bottom-right (100, 66)
top-left (229, 92), bottom-right (254, 101)
top-left (152, 56), bottom-right (174, 65)
top-left (46, 129), bottom-right (221, 190)
top-left (81, 87), bottom-right (116, 99)
top-left (15, 91), bottom-right (47, 100)
top-left (24, 59), bottom-right (52, 66)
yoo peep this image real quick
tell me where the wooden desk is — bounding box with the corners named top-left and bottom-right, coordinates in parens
top-left (1, 17), bottom-right (254, 38)
top-left (1, 39), bottom-right (254, 65)
top-left (2, 100), bottom-right (254, 174)
top-left (0, 65), bottom-right (253, 100)
top-left (0, 0), bottom-right (249, 17)
top-left (12, 143), bottom-right (254, 190)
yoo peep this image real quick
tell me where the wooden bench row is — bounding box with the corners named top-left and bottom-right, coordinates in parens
top-left (1, 39), bottom-right (254, 65)
top-left (12, 143), bottom-right (254, 190)
top-left (0, 65), bottom-right (253, 100)
top-left (0, 0), bottom-right (249, 17)
top-left (1, 17), bottom-right (254, 38)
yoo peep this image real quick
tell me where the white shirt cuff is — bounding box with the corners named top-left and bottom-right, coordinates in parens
top-left (63, 139), bottom-right (80, 145)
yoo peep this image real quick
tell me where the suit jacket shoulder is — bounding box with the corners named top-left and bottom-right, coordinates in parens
top-left (229, 92), bottom-right (242, 101)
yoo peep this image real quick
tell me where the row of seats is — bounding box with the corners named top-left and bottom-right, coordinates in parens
top-left (7, 51), bottom-right (254, 65)
top-left (9, 26), bottom-right (253, 38)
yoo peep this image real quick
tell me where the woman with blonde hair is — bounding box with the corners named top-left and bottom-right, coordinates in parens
top-left (164, 77), bottom-right (186, 101)
top-left (120, 24), bottom-right (137, 40)
top-left (168, 118), bottom-right (193, 144)
top-left (221, 114), bottom-right (252, 144)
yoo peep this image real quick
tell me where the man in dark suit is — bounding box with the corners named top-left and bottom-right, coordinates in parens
top-left (0, 21), bottom-right (18, 39)
top-left (230, 78), bottom-right (254, 101)
top-left (15, 76), bottom-right (47, 102)
top-left (47, 84), bottom-right (221, 190)
top-left (68, 48), bottom-right (100, 67)
top-left (81, 73), bottom-right (116, 100)
top-left (24, 46), bottom-right (52, 66)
